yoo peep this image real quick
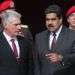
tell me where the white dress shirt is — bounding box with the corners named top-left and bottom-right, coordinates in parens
top-left (49, 25), bottom-right (62, 50)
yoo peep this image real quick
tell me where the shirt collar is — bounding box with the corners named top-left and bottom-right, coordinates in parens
top-left (55, 25), bottom-right (62, 36)
top-left (3, 31), bottom-right (17, 41)
top-left (50, 25), bottom-right (62, 37)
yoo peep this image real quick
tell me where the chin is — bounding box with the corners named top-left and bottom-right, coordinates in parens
top-left (48, 29), bottom-right (55, 32)
top-left (48, 28), bottom-right (55, 31)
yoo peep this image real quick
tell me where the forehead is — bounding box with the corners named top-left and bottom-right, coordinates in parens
top-left (70, 12), bottom-right (75, 16)
top-left (46, 13), bottom-right (58, 18)
top-left (9, 17), bottom-right (21, 23)
top-left (9, 17), bottom-right (21, 24)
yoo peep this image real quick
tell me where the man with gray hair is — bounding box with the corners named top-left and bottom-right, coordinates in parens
top-left (0, 10), bottom-right (33, 75)
top-left (0, 0), bottom-right (33, 42)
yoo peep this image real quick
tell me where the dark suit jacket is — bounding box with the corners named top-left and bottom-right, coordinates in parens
top-left (35, 26), bottom-right (75, 75)
top-left (0, 32), bottom-right (33, 75)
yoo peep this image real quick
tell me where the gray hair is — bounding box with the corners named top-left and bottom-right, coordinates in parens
top-left (0, 10), bottom-right (21, 26)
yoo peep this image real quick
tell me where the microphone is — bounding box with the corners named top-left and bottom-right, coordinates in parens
top-left (21, 25), bottom-right (28, 29)
top-left (18, 25), bottom-right (28, 37)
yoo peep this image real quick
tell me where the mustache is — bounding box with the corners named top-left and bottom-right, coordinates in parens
top-left (47, 24), bottom-right (54, 27)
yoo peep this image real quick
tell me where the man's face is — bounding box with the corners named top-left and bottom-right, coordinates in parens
top-left (67, 12), bottom-right (75, 28)
top-left (45, 13), bottom-right (62, 32)
top-left (4, 17), bottom-right (21, 37)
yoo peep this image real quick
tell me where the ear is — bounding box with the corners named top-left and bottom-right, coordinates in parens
top-left (67, 17), bottom-right (69, 23)
top-left (59, 18), bottom-right (62, 23)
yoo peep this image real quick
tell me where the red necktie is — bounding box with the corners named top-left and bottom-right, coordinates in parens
top-left (11, 39), bottom-right (18, 58)
top-left (51, 32), bottom-right (56, 50)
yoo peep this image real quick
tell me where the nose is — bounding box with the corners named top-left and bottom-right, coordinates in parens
top-left (48, 20), bottom-right (53, 24)
top-left (46, 20), bottom-right (52, 25)
top-left (18, 25), bottom-right (21, 30)
top-left (17, 25), bottom-right (22, 32)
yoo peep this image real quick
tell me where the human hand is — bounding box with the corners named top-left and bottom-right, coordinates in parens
top-left (45, 51), bottom-right (63, 63)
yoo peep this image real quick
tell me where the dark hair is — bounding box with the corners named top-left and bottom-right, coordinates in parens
top-left (45, 4), bottom-right (63, 19)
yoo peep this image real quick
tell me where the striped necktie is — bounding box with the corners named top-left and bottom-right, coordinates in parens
top-left (51, 32), bottom-right (56, 50)
top-left (11, 39), bottom-right (18, 58)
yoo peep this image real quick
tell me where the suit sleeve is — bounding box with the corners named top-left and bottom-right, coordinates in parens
top-left (27, 39), bottom-right (34, 75)
top-left (63, 41), bottom-right (75, 61)
top-left (34, 35), bottom-right (41, 75)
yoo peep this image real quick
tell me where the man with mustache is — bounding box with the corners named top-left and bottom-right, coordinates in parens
top-left (34, 4), bottom-right (75, 75)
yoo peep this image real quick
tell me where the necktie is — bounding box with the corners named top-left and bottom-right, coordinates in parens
top-left (11, 39), bottom-right (18, 58)
top-left (51, 32), bottom-right (56, 50)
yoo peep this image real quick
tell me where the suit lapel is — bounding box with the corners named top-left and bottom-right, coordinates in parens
top-left (42, 30), bottom-right (51, 55)
top-left (55, 26), bottom-right (68, 52)
top-left (0, 32), bottom-right (16, 60)
top-left (17, 36), bottom-right (26, 59)
top-left (17, 37), bottom-right (23, 58)
top-left (44, 30), bottom-right (50, 49)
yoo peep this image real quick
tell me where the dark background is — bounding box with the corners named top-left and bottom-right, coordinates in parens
top-left (1, 0), bottom-right (75, 36)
